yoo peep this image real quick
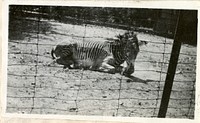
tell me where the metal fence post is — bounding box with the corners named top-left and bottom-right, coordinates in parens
top-left (158, 11), bottom-right (183, 118)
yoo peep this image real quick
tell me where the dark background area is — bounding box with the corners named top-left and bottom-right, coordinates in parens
top-left (9, 5), bottom-right (198, 45)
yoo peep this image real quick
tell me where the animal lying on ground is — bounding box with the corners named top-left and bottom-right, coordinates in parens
top-left (51, 31), bottom-right (141, 76)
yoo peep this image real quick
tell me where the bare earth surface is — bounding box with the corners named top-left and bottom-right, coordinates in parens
top-left (7, 19), bottom-right (196, 118)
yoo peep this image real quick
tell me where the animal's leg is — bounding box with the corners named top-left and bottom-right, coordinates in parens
top-left (90, 57), bottom-right (105, 71)
top-left (99, 62), bottom-right (116, 73)
top-left (99, 56), bottom-right (122, 73)
top-left (106, 58), bottom-right (123, 73)
top-left (57, 58), bottom-right (73, 68)
top-left (122, 60), bottom-right (135, 76)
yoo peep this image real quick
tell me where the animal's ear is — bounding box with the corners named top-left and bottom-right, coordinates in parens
top-left (128, 33), bottom-right (138, 41)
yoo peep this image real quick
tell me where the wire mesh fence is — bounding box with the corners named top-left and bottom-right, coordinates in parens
top-left (7, 6), bottom-right (196, 118)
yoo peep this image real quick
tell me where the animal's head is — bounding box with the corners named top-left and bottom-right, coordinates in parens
top-left (116, 31), bottom-right (139, 59)
top-left (116, 31), bottom-right (140, 76)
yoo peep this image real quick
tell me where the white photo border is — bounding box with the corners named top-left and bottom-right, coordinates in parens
top-left (1, 0), bottom-right (200, 123)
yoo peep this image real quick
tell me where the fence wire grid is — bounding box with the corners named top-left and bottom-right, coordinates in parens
top-left (7, 6), bottom-right (196, 119)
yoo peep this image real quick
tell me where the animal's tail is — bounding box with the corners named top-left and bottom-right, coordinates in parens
top-left (51, 48), bottom-right (56, 59)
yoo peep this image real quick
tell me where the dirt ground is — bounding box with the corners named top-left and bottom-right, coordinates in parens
top-left (7, 18), bottom-right (196, 118)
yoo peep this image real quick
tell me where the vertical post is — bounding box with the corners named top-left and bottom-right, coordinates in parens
top-left (158, 10), bottom-right (183, 118)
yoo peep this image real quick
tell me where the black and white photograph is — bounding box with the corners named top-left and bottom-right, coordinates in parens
top-left (3, 2), bottom-right (198, 121)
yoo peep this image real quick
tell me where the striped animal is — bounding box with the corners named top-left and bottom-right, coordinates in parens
top-left (51, 31), bottom-right (140, 76)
